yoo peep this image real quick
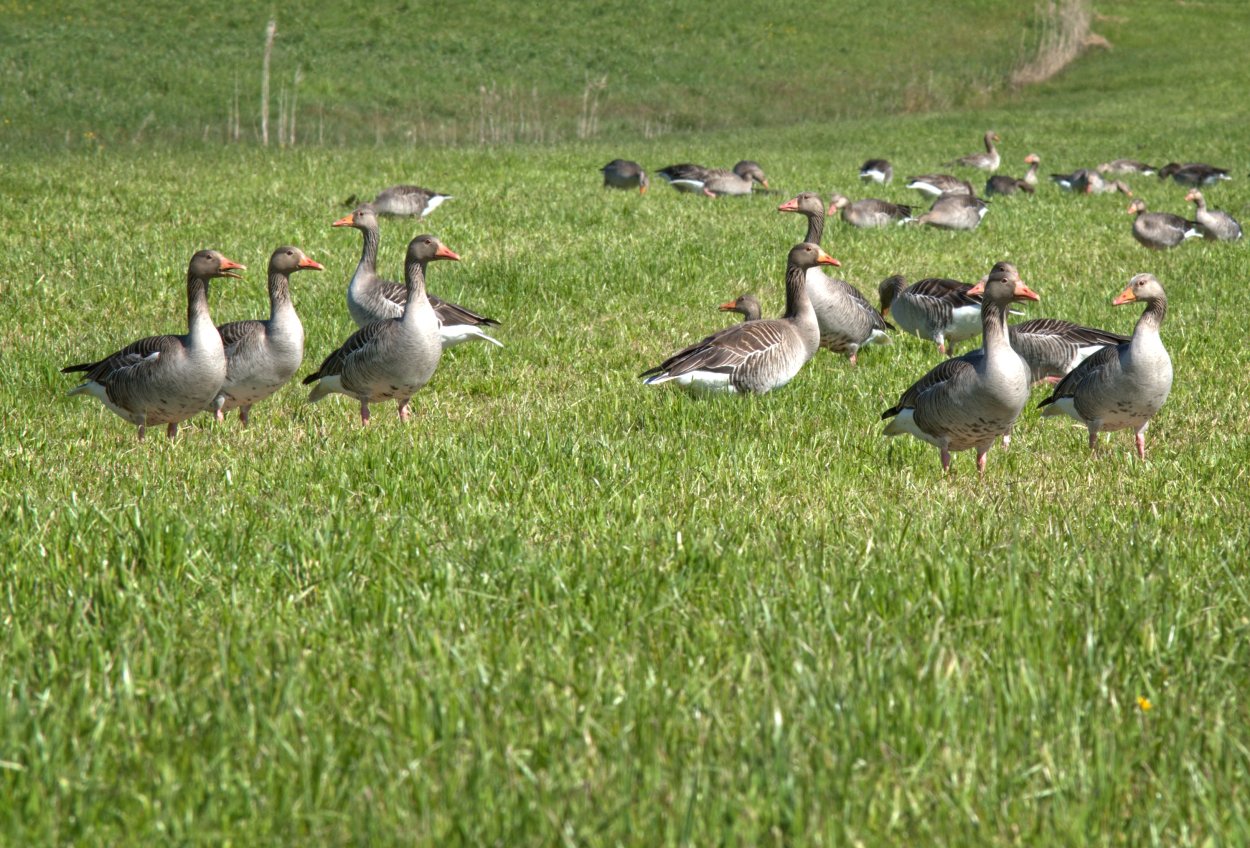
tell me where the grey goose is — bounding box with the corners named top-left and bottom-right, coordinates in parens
top-left (827, 193), bottom-right (914, 227)
top-left (915, 193), bottom-right (989, 230)
top-left (881, 262), bottom-right (1040, 474)
top-left (779, 192), bottom-right (892, 364)
top-left (640, 243), bottom-right (838, 393)
top-left (1127, 199), bottom-right (1201, 249)
top-left (304, 235), bottom-right (459, 424)
top-left (1158, 162), bottom-right (1231, 187)
top-left (1097, 159), bottom-right (1156, 176)
top-left (63, 250), bottom-right (245, 439)
top-left (600, 159), bottom-right (649, 193)
top-left (719, 294), bottom-right (762, 322)
top-left (1040, 274), bottom-right (1172, 460)
top-left (946, 131), bottom-right (1001, 171)
top-left (878, 274), bottom-right (985, 356)
top-left (657, 160), bottom-right (768, 196)
top-left (344, 184), bottom-right (452, 218)
top-left (334, 204), bottom-right (501, 347)
top-left (1185, 189), bottom-right (1243, 241)
top-left (210, 246), bottom-right (324, 425)
top-left (859, 159), bottom-right (893, 184)
top-left (905, 173), bottom-right (975, 198)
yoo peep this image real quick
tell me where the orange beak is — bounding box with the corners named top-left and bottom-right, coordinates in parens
top-left (299, 256), bottom-right (324, 271)
top-left (217, 257), bottom-right (246, 279)
top-left (434, 245), bottom-right (461, 261)
top-left (1112, 285), bottom-right (1138, 306)
top-left (718, 299), bottom-right (738, 312)
top-left (967, 277), bottom-right (988, 297)
top-left (777, 197), bottom-right (799, 213)
top-left (760, 179), bottom-right (770, 189)
top-left (332, 213), bottom-right (354, 227)
top-left (816, 250), bottom-right (840, 268)
top-left (1013, 282), bottom-right (1040, 302)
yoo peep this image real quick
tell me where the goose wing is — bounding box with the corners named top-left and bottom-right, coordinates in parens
top-left (1038, 344), bottom-right (1121, 407)
top-left (881, 354), bottom-right (979, 418)
top-left (303, 321), bottom-right (391, 383)
top-left (641, 320), bottom-right (787, 381)
top-left (62, 334), bottom-right (183, 383)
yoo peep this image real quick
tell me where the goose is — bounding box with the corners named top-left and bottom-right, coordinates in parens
top-left (905, 173), bottom-right (975, 198)
top-left (719, 294), bottom-right (762, 322)
top-left (778, 192), bottom-right (892, 364)
top-left (659, 161), bottom-right (769, 196)
top-left (334, 204), bottom-right (501, 347)
top-left (210, 246), bottom-right (323, 425)
top-left (915, 193), bottom-right (989, 230)
top-left (1158, 162), bottom-right (1231, 187)
top-left (878, 274), bottom-right (984, 355)
top-left (304, 234), bottom-right (459, 424)
top-left (827, 193), bottom-right (914, 227)
top-left (1039, 274), bottom-right (1172, 460)
top-left (344, 184), bottom-right (452, 218)
top-left (600, 159), bottom-right (649, 193)
top-left (62, 250), bottom-right (245, 440)
top-left (946, 131), bottom-right (1001, 171)
top-left (859, 159), bottom-right (893, 184)
top-left (1097, 159), bottom-right (1156, 176)
top-left (881, 262), bottom-right (1039, 473)
top-left (1022, 153), bottom-right (1041, 186)
top-left (1185, 189), bottom-right (1243, 241)
top-left (1127, 199), bottom-right (1201, 249)
top-left (640, 243), bottom-right (837, 393)
top-left (985, 172), bottom-right (1035, 196)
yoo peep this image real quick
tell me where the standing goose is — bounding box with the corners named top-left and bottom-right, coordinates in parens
top-left (719, 294), bottom-right (762, 322)
top-left (1127, 199), bottom-right (1201, 249)
top-left (1039, 274), bottom-right (1172, 460)
top-left (915, 193), bottom-right (989, 230)
top-left (947, 131), bottom-right (1001, 171)
top-left (905, 173), bottom-right (975, 198)
top-left (304, 235), bottom-right (459, 424)
top-left (1158, 162), bottom-right (1231, 187)
top-left (1097, 159), bottom-right (1156, 176)
top-left (881, 262), bottom-right (1039, 473)
top-left (210, 246), bottom-right (323, 425)
top-left (600, 159), bottom-right (649, 193)
top-left (827, 193), bottom-right (914, 227)
top-left (1185, 189), bottom-right (1243, 241)
top-left (859, 159), bottom-right (893, 184)
top-left (334, 204), bottom-right (501, 347)
top-left (779, 193), bottom-right (892, 364)
top-left (878, 274), bottom-right (984, 355)
top-left (62, 250), bottom-right (245, 440)
top-left (342, 184), bottom-right (452, 218)
top-left (640, 243), bottom-right (838, 393)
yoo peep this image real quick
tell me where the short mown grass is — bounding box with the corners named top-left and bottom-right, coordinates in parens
top-left (2, 0), bottom-right (1249, 845)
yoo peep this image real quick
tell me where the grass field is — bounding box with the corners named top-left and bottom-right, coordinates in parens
top-left (2, 0), bottom-right (1250, 845)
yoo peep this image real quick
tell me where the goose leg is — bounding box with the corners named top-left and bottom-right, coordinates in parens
top-left (1087, 427), bottom-right (1098, 452)
top-left (137, 425), bottom-right (147, 441)
top-left (360, 401), bottom-right (371, 426)
top-left (1134, 425), bottom-right (1148, 460)
top-left (849, 351), bottom-right (859, 366)
top-left (214, 408), bottom-right (225, 423)
top-left (166, 422), bottom-right (179, 439)
top-left (398, 398), bottom-right (412, 422)
top-left (976, 447), bottom-right (989, 475)
top-left (940, 447), bottom-right (953, 473)
top-left (239, 405), bottom-right (251, 427)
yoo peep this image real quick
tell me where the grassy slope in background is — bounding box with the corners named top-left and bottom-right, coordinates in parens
top-left (1, 0), bottom-right (1248, 845)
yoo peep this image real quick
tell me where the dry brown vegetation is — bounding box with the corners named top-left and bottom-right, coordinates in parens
top-left (1013, 0), bottom-right (1109, 86)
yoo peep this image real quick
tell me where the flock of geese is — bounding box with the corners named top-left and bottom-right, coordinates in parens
top-left (61, 131), bottom-right (1234, 471)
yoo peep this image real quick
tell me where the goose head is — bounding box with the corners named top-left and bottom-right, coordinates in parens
top-left (191, 250), bottom-right (245, 280)
top-left (967, 262), bottom-right (1039, 304)
top-left (1114, 273), bottom-right (1164, 306)
top-left (333, 203), bottom-right (378, 230)
top-left (406, 234), bottom-right (461, 264)
top-left (269, 246), bottom-right (324, 276)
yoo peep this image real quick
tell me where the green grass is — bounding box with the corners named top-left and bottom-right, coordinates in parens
top-left (3, 0), bottom-right (1250, 845)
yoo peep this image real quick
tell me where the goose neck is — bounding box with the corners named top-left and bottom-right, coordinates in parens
top-left (802, 209), bottom-right (824, 245)
top-left (267, 271), bottom-right (294, 320)
top-left (783, 263), bottom-right (813, 320)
